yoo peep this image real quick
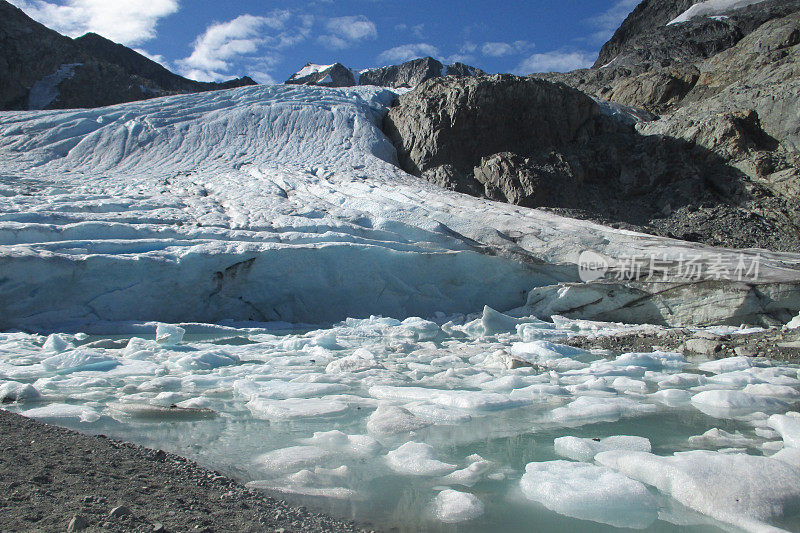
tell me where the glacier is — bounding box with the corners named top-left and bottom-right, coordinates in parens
top-left (1, 84), bottom-right (799, 331)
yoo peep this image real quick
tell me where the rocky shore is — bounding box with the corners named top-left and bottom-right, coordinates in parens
top-left (565, 325), bottom-right (800, 363)
top-left (0, 410), bottom-right (370, 533)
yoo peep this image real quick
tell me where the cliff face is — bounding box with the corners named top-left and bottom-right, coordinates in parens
top-left (0, 1), bottom-right (255, 111)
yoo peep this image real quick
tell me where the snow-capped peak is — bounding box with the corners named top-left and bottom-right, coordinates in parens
top-left (667, 0), bottom-right (768, 25)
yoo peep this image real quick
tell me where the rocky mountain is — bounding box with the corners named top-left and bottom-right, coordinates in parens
top-left (383, 0), bottom-right (800, 252)
top-left (0, 0), bottom-right (255, 111)
top-left (285, 57), bottom-right (484, 88)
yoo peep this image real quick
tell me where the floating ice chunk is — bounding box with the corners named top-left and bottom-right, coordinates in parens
top-left (743, 384), bottom-right (800, 400)
top-left (516, 322), bottom-right (567, 343)
top-left (123, 337), bottom-right (160, 357)
top-left (479, 350), bottom-right (531, 370)
top-left (256, 446), bottom-right (334, 474)
top-left (698, 356), bottom-right (767, 374)
top-left (613, 351), bottom-right (687, 370)
top-left (554, 435), bottom-right (651, 462)
top-left (432, 489), bottom-right (484, 523)
top-left (156, 323), bottom-right (185, 345)
top-left (519, 460), bottom-right (657, 529)
top-left (596, 449), bottom-right (800, 531)
top-left (0, 381), bottom-right (41, 402)
top-left (325, 349), bottom-right (378, 374)
top-left (309, 332), bottom-right (341, 350)
top-left (508, 383), bottom-right (568, 402)
top-left (303, 430), bottom-right (382, 456)
top-left (707, 370), bottom-right (767, 388)
top-left (656, 373), bottom-right (706, 389)
top-left (477, 375), bottom-right (537, 392)
top-left (768, 414), bottom-right (800, 448)
top-left (479, 306), bottom-right (549, 336)
top-left (650, 389), bottom-right (693, 407)
top-left (233, 379), bottom-right (347, 400)
top-left (247, 397), bottom-right (349, 420)
top-left (550, 396), bottom-right (657, 427)
top-left (510, 341), bottom-right (586, 362)
top-left (137, 376), bottom-right (183, 392)
top-left (611, 376), bottom-right (648, 394)
top-left (386, 442), bottom-right (457, 476)
top-left (366, 405), bottom-right (431, 434)
top-left (690, 390), bottom-right (788, 418)
top-left (404, 402), bottom-right (473, 424)
top-left (175, 397), bottom-right (214, 409)
top-left (786, 312), bottom-right (800, 330)
top-left (397, 317), bottom-right (442, 341)
top-left (688, 428), bottom-right (760, 449)
top-left (42, 334), bottom-right (70, 353)
top-left (41, 349), bottom-right (120, 374)
top-left (175, 349), bottom-right (239, 370)
top-left (23, 403), bottom-right (100, 423)
top-left (441, 458), bottom-right (494, 486)
top-left (369, 386), bottom-right (519, 411)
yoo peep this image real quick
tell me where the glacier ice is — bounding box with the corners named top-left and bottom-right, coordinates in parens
top-left (1, 84), bottom-right (799, 330)
top-left (432, 489), bottom-right (484, 523)
top-left (519, 460), bottom-right (658, 529)
top-left (596, 449), bottom-right (800, 531)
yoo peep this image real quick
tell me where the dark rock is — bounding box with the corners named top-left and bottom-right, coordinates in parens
top-left (0, 0), bottom-right (256, 111)
top-left (67, 515), bottom-right (89, 532)
top-left (108, 505), bottom-right (132, 518)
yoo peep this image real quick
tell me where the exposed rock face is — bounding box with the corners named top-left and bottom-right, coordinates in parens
top-left (541, 0), bottom-right (800, 113)
top-left (383, 74), bottom-right (800, 251)
top-left (285, 57), bottom-right (484, 89)
top-left (0, 0), bottom-right (255, 110)
top-left (284, 63), bottom-right (357, 87)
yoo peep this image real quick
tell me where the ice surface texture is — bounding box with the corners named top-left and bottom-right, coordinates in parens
top-left (2, 84), bottom-right (799, 330)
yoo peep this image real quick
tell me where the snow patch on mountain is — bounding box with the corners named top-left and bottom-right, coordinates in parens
top-left (27, 63), bottom-right (82, 110)
top-left (668, 0), bottom-right (769, 25)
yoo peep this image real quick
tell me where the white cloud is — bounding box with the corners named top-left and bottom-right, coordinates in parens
top-left (9, 0), bottom-right (179, 45)
top-left (134, 48), bottom-right (171, 69)
top-left (586, 0), bottom-right (641, 44)
top-left (317, 15), bottom-right (377, 49)
top-left (515, 50), bottom-right (595, 74)
top-left (178, 12), bottom-right (311, 83)
top-left (481, 40), bottom-right (534, 57)
top-left (377, 43), bottom-right (439, 64)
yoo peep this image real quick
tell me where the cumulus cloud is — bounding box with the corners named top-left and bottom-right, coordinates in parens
top-left (178, 12), bottom-right (311, 83)
top-left (9, 0), bottom-right (179, 45)
top-left (377, 43), bottom-right (440, 64)
top-left (515, 50), bottom-right (595, 74)
top-left (318, 15), bottom-right (377, 49)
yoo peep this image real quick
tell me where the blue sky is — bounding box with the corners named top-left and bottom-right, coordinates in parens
top-left (10, 0), bottom-right (641, 83)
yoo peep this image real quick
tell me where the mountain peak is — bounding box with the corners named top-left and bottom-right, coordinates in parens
top-left (285, 57), bottom-right (485, 89)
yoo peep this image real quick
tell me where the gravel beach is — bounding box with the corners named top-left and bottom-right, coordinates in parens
top-left (0, 410), bottom-right (371, 533)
